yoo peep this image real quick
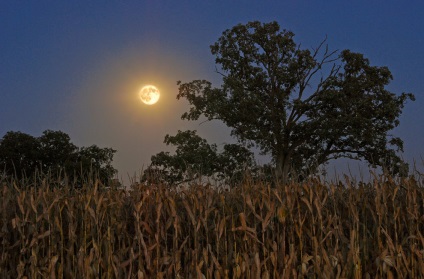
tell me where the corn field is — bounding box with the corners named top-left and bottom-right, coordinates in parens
top-left (1, 175), bottom-right (424, 278)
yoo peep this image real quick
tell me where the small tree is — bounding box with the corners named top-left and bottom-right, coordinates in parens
top-left (75, 145), bottom-right (117, 185)
top-left (176, 21), bottom-right (414, 184)
top-left (144, 130), bottom-right (256, 186)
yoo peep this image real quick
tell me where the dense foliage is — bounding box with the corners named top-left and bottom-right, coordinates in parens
top-left (0, 130), bottom-right (116, 185)
top-left (174, 21), bottom-right (414, 184)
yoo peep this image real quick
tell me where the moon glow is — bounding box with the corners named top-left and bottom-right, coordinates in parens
top-left (139, 85), bottom-right (160, 105)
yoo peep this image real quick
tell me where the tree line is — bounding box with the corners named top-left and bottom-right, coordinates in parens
top-left (0, 130), bottom-right (116, 186)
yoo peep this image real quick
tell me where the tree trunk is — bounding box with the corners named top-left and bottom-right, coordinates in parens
top-left (276, 153), bottom-right (291, 185)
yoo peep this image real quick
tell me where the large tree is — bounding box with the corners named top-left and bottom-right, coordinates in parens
top-left (176, 21), bottom-right (414, 184)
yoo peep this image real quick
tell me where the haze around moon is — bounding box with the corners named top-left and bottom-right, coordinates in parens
top-left (139, 85), bottom-right (160, 105)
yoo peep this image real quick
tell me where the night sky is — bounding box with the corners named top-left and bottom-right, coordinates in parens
top-left (1, 1), bottom-right (422, 184)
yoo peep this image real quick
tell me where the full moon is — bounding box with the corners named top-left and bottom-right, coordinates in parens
top-left (139, 85), bottom-right (160, 105)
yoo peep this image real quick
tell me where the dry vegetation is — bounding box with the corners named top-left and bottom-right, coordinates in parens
top-left (1, 174), bottom-right (424, 278)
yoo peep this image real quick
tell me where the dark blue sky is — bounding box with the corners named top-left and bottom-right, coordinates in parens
top-left (1, 1), bottom-right (422, 183)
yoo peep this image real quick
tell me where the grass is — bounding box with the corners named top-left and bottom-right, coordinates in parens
top-left (1, 174), bottom-right (423, 278)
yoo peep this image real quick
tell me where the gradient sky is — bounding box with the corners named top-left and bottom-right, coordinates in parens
top-left (1, 1), bottom-right (423, 184)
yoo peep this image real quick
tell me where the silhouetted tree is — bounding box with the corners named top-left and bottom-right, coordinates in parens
top-left (176, 21), bottom-right (415, 184)
top-left (74, 145), bottom-right (117, 185)
top-left (143, 130), bottom-right (256, 186)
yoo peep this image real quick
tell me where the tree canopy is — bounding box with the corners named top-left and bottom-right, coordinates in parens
top-left (143, 130), bottom-right (256, 186)
top-left (0, 130), bottom-right (117, 186)
top-left (173, 21), bottom-right (414, 184)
